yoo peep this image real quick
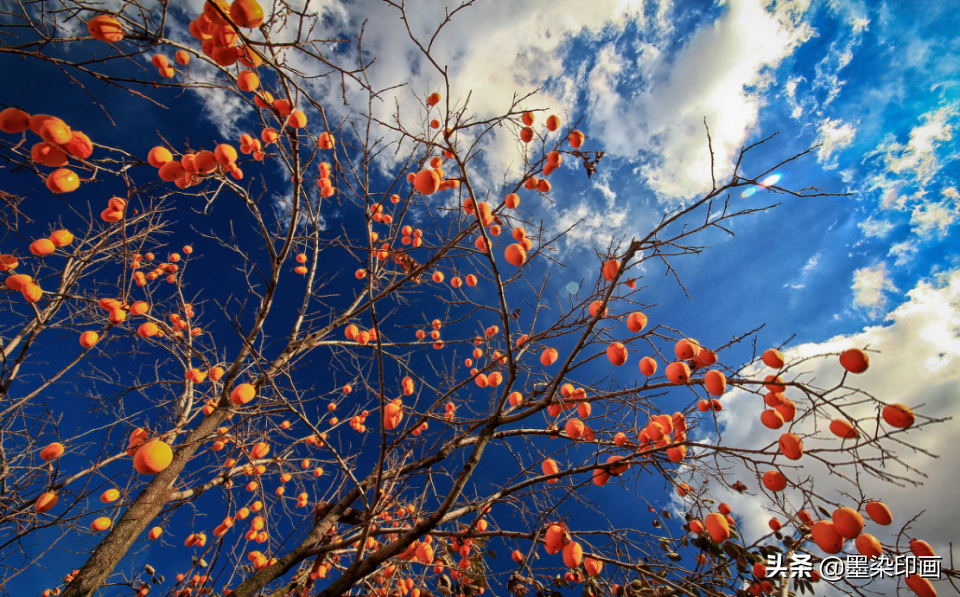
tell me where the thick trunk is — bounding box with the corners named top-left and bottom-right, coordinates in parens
top-left (62, 408), bottom-right (229, 597)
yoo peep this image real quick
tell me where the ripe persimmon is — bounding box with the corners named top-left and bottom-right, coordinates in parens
top-left (29, 239), bottom-right (56, 257)
top-left (231, 383), bottom-right (257, 405)
top-left (811, 521), bottom-right (843, 554)
top-left (762, 470), bottom-right (786, 492)
top-left (704, 370), bottom-right (726, 396)
top-left (760, 409), bottom-right (784, 429)
top-left (905, 574), bottom-right (936, 597)
top-left (80, 331), bottom-right (99, 348)
top-left (31, 142), bottom-right (69, 167)
top-left (261, 128), bottom-right (279, 145)
top-left (49, 229), bottom-right (74, 247)
top-left (0, 107), bottom-right (30, 133)
top-left (852, 533), bottom-right (881, 558)
top-left (762, 348), bottom-right (784, 368)
top-left (318, 132), bottom-right (334, 150)
top-left (230, 0), bottom-right (264, 28)
top-left (601, 259), bottom-right (619, 282)
top-left (215, 143), bottom-right (238, 166)
top-left (0, 254), bottom-right (18, 271)
top-left (504, 244), bottom-right (526, 266)
top-left (564, 418), bottom-right (584, 439)
top-left (588, 301), bottom-right (608, 318)
top-left (832, 507), bottom-right (864, 539)
top-left (414, 169), bottom-right (440, 195)
top-left (705, 513), bottom-right (730, 543)
top-left (100, 488), bottom-right (120, 503)
top-left (675, 338), bottom-right (701, 360)
top-left (910, 539), bottom-right (935, 557)
top-left (133, 440), bottom-right (173, 474)
top-left (544, 525), bottom-right (564, 554)
top-left (775, 399), bottom-right (796, 422)
top-left (562, 541), bottom-right (583, 568)
top-left (287, 110), bottom-right (307, 129)
top-left (384, 401), bottom-right (403, 430)
top-left (40, 442), bottom-right (65, 461)
top-left (639, 356), bottom-right (657, 376)
top-left (665, 362), bottom-right (690, 384)
top-left (546, 115), bottom-right (560, 131)
top-left (194, 150), bottom-right (218, 174)
top-left (87, 15), bottom-right (124, 42)
top-left (863, 501), bottom-right (893, 526)
top-left (36, 492), bottom-right (59, 513)
top-left (91, 517), bottom-right (112, 532)
top-left (63, 130), bottom-right (93, 158)
top-left (606, 342), bottom-right (627, 366)
top-left (829, 418), bottom-right (858, 439)
top-left (763, 374), bottom-right (786, 392)
top-left (21, 283), bottom-right (42, 303)
top-left (540, 348), bottom-right (558, 366)
top-left (778, 433), bottom-right (803, 460)
top-left (882, 403), bottom-right (914, 428)
top-left (158, 160), bottom-right (186, 182)
top-left (137, 323), bottom-right (159, 337)
top-left (626, 312), bottom-right (647, 333)
top-left (6, 274), bottom-right (31, 291)
top-left (592, 468), bottom-right (611, 486)
top-left (45, 168), bottom-right (80, 193)
top-left (839, 348), bottom-right (869, 373)
top-left (38, 119), bottom-right (71, 146)
top-left (568, 130), bottom-right (585, 148)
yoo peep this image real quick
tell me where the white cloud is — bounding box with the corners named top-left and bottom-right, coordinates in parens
top-left (784, 76), bottom-right (806, 119)
top-left (550, 200), bottom-right (628, 251)
top-left (676, 269), bottom-right (960, 597)
top-left (585, 0), bottom-right (813, 199)
top-left (857, 216), bottom-right (894, 239)
top-left (816, 118), bottom-right (856, 165)
top-left (801, 252), bottom-right (821, 274)
top-left (888, 241), bottom-right (919, 267)
top-left (910, 186), bottom-right (960, 238)
top-left (284, 0), bottom-right (658, 189)
top-left (851, 262), bottom-right (896, 317)
top-left (592, 175), bottom-right (618, 209)
top-left (883, 105), bottom-right (957, 184)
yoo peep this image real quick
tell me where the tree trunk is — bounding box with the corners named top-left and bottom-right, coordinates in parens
top-left (62, 408), bottom-right (230, 597)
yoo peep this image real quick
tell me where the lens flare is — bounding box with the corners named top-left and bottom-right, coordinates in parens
top-left (760, 173), bottom-right (782, 187)
top-left (741, 173), bottom-right (782, 197)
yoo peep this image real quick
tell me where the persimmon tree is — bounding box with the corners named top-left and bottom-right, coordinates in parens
top-left (0, 2), bottom-right (951, 597)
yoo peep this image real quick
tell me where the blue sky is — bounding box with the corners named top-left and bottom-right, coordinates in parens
top-left (2, 0), bottom-right (960, 596)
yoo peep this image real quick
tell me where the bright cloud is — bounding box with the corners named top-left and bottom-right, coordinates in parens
top-left (551, 200), bottom-right (629, 251)
top-left (816, 117), bottom-right (856, 165)
top-left (801, 252), bottom-right (821, 274)
top-left (586, 0), bottom-right (813, 199)
top-left (676, 269), bottom-right (960, 596)
top-left (883, 105), bottom-right (956, 184)
top-left (852, 262), bottom-right (896, 317)
top-left (910, 186), bottom-right (960, 238)
top-left (857, 217), bottom-right (894, 239)
top-left (888, 241), bottom-right (919, 267)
